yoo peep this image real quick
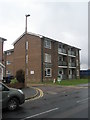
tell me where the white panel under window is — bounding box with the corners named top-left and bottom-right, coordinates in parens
top-left (45, 53), bottom-right (51, 63)
top-left (45, 68), bottom-right (52, 77)
top-left (26, 41), bottom-right (28, 50)
top-left (44, 40), bottom-right (51, 49)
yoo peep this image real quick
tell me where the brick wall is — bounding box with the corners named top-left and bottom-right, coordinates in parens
top-left (14, 34), bottom-right (42, 85)
top-left (0, 41), bottom-right (3, 62)
top-left (4, 50), bottom-right (14, 77)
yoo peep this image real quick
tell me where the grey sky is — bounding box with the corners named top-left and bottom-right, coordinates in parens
top-left (0, 0), bottom-right (88, 70)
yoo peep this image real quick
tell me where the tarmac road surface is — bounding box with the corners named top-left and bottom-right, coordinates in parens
top-left (2, 85), bottom-right (88, 119)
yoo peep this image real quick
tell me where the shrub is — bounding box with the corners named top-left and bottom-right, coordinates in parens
top-left (16, 69), bottom-right (25, 83)
top-left (10, 78), bottom-right (18, 84)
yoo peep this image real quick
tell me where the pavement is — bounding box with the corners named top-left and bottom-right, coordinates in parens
top-left (77, 83), bottom-right (89, 87)
top-left (22, 87), bottom-right (38, 100)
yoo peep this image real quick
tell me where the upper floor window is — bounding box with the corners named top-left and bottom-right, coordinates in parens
top-left (7, 52), bottom-right (11, 55)
top-left (25, 41), bottom-right (28, 50)
top-left (44, 40), bottom-right (51, 49)
top-left (58, 44), bottom-right (63, 49)
top-left (44, 53), bottom-right (51, 63)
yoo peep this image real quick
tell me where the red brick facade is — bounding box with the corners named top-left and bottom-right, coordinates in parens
top-left (4, 33), bottom-right (80, 86)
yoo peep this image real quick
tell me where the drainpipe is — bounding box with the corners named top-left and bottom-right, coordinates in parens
top-left (41, 37), bottom-right (44, 82)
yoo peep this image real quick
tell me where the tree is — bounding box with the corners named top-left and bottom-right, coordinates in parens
top-left (16, 69), bottom-right (25, 83)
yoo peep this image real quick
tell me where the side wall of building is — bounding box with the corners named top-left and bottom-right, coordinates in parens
top-left (14, 34), bottom-right (42, 85)
top-left (27, 34), bottom-right (42, 84)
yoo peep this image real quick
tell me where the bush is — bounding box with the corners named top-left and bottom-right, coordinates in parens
top-left (10, 79), bottom-right (18, 84)
top-left (16, 69), bottom-right (25, 83)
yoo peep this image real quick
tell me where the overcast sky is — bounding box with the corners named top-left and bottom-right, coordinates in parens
top-left (0, 0), bottom-right (88, 70)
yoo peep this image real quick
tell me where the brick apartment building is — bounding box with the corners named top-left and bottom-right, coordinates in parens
top-left (0, 37), bottom-right (6, 80)
top-left (4, 49), bottom-right (14, 78)
top-left (4, 32), bottom-right (80, 86)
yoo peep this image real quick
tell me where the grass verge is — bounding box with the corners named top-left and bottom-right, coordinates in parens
top-left (42, 79), bottom-right (89, 86)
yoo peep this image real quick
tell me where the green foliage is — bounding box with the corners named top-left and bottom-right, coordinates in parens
top-left (16, 69), bottom-right (25, 83)
top-left (10, 79), bottom-right (18, 84)
top-left (42, 79), bottom-right (88, 86)
top-left (59, 79), bottom-right (88, 86)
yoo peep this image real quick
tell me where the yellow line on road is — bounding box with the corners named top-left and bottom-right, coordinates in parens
top-left (25, 87), bottom-right (44, 102)
top-left (31, 87), bottom-right (44, 100)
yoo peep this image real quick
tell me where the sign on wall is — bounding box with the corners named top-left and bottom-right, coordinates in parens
top-left (30, 71), bottom-right (34, 75)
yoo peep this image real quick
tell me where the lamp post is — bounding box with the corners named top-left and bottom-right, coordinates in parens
top-left (25, 14), bottom-right (30, 33)
top-left (25, 14), bottom-right (30, 87)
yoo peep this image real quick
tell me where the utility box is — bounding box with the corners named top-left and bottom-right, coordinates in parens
top-left (57, 75), bottom-right (61, 83)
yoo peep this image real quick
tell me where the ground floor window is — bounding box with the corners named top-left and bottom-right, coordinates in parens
top-left (45, 68), bottom-right (52, 77)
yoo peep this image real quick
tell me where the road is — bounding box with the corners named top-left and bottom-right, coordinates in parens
top-left (2, 85), bottom-right (89, 119)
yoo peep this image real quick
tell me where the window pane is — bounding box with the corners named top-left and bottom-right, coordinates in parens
top-left (45, 68), bottom-right (52, 77)
top-left (44, 53), bottom-right (51, 63)
top-left (44, 40), bottom-right (51, 49)
top-left (26, 41), bottom-right (28, 50)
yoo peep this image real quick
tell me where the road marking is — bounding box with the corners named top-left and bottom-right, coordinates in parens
top-left (25, 87), bottom-right (44, 102)
top-left (21, 108), bottom-right (59, 119)
top-left (76, 98), bottom-right (90, 103)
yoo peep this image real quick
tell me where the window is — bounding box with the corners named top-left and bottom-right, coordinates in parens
top-left (58, 56), bottom-right (63, 61)
top-left (26, 41), bottom-right (28, 50)
top-left (6, 71), bottom-right (11, 75)
top-left (44, 53), bottom-right (51, 63)
top-left (45, 68), bottom-right (52, 77)
top-left (58, 44), bottom-right (63, 49)
top-left (26, 55), bottom-right (28, 63)
top-left (44, 40), bottom-right (51, 49)
top-left (7, 52), bottom-right (11, 55)
top-left (6, 61), bottom-right (11, 65)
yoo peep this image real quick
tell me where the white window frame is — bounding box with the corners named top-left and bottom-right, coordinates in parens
top-left (45, 68), bottom-right (52, 77)
top-left (44, 40), bottom-right (51, 49)
top-left (44, 53), bottom-right (51, 63)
